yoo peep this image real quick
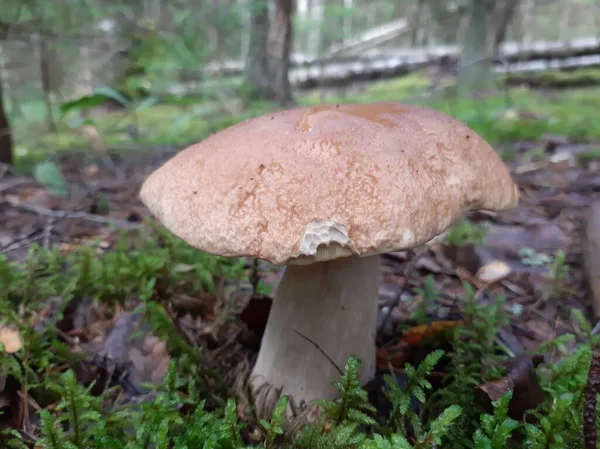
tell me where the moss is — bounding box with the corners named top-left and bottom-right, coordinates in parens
top-left (11, 73), bottom-right (600, 170)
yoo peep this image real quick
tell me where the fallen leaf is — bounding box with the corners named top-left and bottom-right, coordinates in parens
top-left (476, 355), bottom-right (545, 421)
top-left (376, 320), bottom-right (463, 371)
top-left (477, 261), bottom-right (512, 283)
top-left (400, 320), bottom-right (464, 346)
top-left (0, 327), bottom-right (22, 353)
top-left (84, 164), bottom-right (100, 177)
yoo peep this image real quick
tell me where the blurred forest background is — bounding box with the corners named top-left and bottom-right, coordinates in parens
top-left (3, 2), bottom-right (600, 448)
top-left (1, 0), bottom-right (599, 170)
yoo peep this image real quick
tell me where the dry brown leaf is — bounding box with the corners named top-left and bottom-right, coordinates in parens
top-left (0, 327), bottom-right (22, 353)
top-left (477, 260), bottom-right (512, 283)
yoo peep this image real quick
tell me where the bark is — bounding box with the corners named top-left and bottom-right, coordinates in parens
top-left (38, 37), bottom-right (56, 132)
top-left (245, 0), bottom-right (275, 99)
top-left (268, 0), bottom-right (295, 106)
top-left (493, 0), bottom-right (521, 57)
top-left (307, 0), bottom-right (324, 56)
top-left (521, 0), bottom-right (535, 43)
top-left (410, 0), bottom-right (425, 46)
top-left (0, 79), bottom-right (13, 165)
top-left (558, 1), bottom-right (572, 42)
top-left (458, 0), bottom-right (493, 91)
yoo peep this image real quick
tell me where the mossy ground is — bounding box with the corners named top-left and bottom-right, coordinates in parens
top-left (2, 72), bottom-right (600, 448)
top-left (10, 72), bottom-right (600, 171)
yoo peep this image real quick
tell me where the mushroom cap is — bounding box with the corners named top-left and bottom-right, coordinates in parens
top-left (140, 102), bottom-right (519, 266)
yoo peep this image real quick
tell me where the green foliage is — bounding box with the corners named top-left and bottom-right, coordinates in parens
top-left (410, 275), bottom-right (439, 324)
top-left (33, 161), bottom-right (68, 197)
top-left (543, 250), bottom-right (571, 301)
top-left (428, 284), bottom-right (508, 449)
top-left (472, 392), bottom-right (519, 449)
top-left (446, 220), bottom-right (488, 247)
top-left (259, 396), bottom-right (289, 449)
top-left (518, 248), bottom-right (552, 267)
top-left (315, 356), bottom-right (377, 427)
top-left (383, 350), bottom-right (445, 437)
top-left (1, 224), bottom-right (598, 449)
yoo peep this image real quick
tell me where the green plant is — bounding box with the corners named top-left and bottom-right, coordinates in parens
top-left (428, 284), bottom-right (508, 449)
top-left (518, 248), bottom-right (551, 267)
top-left (259, 396), bottom-right (289, 449)
top-left (446, 220), bottom-right (488, 247)
top-left (2, 221), bottom-right (599, 449)
top-left (543, 250), bottom-right (570, 301)
top-left (472, 392), bottom-right (519, 449)
top-left (409, 275), bottom-right (439, 324)
top-left (315, 356), bottom-right (377, 427)
top-left (383, 349), bottom-right (445, 437)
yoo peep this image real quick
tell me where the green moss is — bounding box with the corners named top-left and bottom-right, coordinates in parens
top-left (10, 72), bottom-right (600, 170)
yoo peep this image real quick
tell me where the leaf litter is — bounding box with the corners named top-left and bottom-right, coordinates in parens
top-left (1, 136), bottom-right (600, 441)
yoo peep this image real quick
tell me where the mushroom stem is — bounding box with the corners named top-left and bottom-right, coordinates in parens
top-left (250, 254), bottom-right (380, 415)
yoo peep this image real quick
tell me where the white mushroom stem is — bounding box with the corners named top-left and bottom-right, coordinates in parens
top-left (249, 254), bottom-right (380, 415)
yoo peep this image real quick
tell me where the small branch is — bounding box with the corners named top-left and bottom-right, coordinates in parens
top-left (2, 197), bottom-right (140, 229)
top-left (293, 329), bottom-right (343, 376)
top-left (376, 247), bottom-right (428, 344)
top-left (250, 258), bottom-right (260, 295)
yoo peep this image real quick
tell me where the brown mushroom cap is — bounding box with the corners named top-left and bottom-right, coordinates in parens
top-left (140, 102), bottom-right (519, 266)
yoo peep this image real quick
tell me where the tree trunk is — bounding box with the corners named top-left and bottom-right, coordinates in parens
top-left (521, 0), bottom-right (535, 43)
top-left (410, 0), bottom-right (425, 46)
top-left (268, 0), bottom-right (295, 106)
top-left (493, 0), bottom-right (521, 57)
top-left (307, 0), bottom-right (324, 55)
top-left (558, 1), bottom-right (572, 41)
top-left (0, 79), bottom-right (13, 166)
top-left (343, 0), bottom-right (353, 39)
top-left (245, 0), bottom-right (274, 98)
top-left (458, 0), bottom-right (493, 92)
top-left (38, 36), bottom-right (57, 132)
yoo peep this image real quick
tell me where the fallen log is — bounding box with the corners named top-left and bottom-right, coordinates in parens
top-left (290, 53), bottom-right (600, 89)
top-left (203, 37), bottom-right (600, 77)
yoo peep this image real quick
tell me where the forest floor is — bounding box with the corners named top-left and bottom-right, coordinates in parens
top-left (2, 78), bottom-right (600, 447)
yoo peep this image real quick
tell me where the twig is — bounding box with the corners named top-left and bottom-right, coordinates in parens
top-left (0, 200), bottom-right (91, 254)
top-left (250, 258), bottom-right (260, 295)
top-left (293, 329), bottom-right (343, 376)
top-left (376, 247), bottom-right (428, 344)
top-left (2, 197), bottom-right (140, 229)
top-left (42, 217), bottom-right (53, 249)
top-left (0, 230), bottom-right (46, 255)
top-left (0, 176), bottom-right (27, 193)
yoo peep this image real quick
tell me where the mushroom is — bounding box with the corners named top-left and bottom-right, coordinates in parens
top-left (140, 101), bottom-right (519, 414)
